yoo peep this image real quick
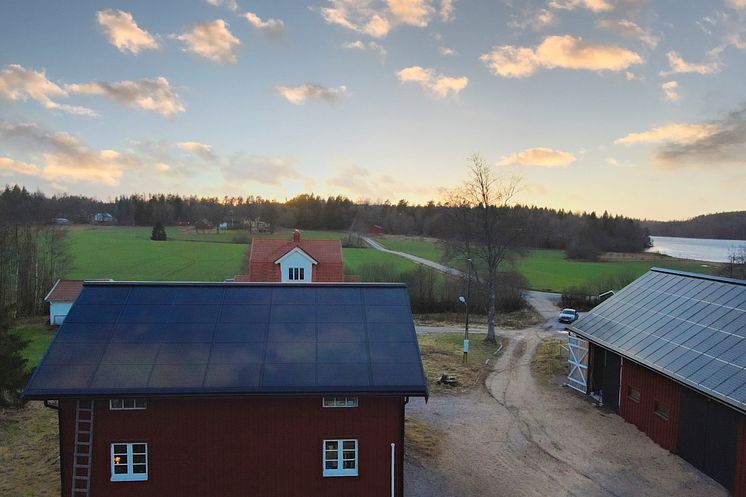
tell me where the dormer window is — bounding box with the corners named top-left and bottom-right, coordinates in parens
top-left (276, 246), bottom-right (317, 283)
top-left (288, 267), bottom-right (305, 281)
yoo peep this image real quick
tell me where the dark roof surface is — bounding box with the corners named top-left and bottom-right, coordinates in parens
top-left (570, 268), bottom-right (746, 413)
top-left (24, 282), bottom-right (427, 399)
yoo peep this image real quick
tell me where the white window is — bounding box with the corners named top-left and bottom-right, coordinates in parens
top-left (111, 443), bottom-right (148, 481)
top-left (322, 397), bottom-right (358, 408)
top-left (323, 439), bottom-right (358, 477)
top-left (109, 399), bottom-right (147, 410)
top-left (288, 267), bottom-right (305, 281)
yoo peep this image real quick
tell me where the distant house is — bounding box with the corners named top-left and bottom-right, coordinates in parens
top-left (239, 230), bottom-right (345, 283)
top-left (52, 218), bottom-right (71, 225)
top-left (44, 279), bottom-right (113, 325)
top-left (24, 281), bottom-right (427, 497)
top-left (568, 268), bottom-right (746, 497)
top-left (94, 213), bottom-right (114, 224)
top-left (367, 225), bottom-right (384, 235)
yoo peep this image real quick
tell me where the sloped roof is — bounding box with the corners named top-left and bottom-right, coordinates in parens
top-left (570, 268), bottom-right (746, 413)
top-left (24, 282), bottom-right (427, 399)
top-left (250, 238), bottom-right (342, 265)
top-left (45, 279), bottom-right (113, 302)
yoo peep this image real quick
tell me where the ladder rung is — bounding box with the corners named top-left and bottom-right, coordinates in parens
top-left (73, 464), bottom-right (90, 468)
top-left (77, 431), bottom-right (92, 434)
top-left (76, 441), bottom-right (91, 445)
top-left (73, 476), bottom-right (89, 480)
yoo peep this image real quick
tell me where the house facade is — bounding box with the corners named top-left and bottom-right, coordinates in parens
top-left (24, 282), bottom-right (427, 497)
top-left (568, 268), bottom-right (746, 497)
top-left (44, 280), bottom-right (85, 325)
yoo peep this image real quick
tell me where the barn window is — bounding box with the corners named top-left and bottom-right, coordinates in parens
top-left (111, 443), bottom-right (148, 481)
top-left (322, 397), bottom-right (358, 408)
top-left (627, 386), bottom-right (641, 403)
top-left (288, 267), bottom-right (305, 281)
top-left (109, 399), bottom-right (147, 410)
top-left (323, 439), bottom-right (358, 477)
top-left (654, 401), bottom-right (670, 420)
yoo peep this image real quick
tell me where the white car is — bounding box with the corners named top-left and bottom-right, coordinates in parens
top-left (559, 308), bottom-right (579, 324)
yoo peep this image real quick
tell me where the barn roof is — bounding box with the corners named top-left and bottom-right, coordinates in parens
top-left (570, 268), bottom-right (746, 413)
top-left (44, 279), bottom-right (112, 302)
top-left (24, 282), bottom-right (427, 399)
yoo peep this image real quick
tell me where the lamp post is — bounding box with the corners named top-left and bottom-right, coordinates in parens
top-left (458, 258), bottom-right (472, 364)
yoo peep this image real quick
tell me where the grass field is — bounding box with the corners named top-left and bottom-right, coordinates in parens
top-left (377, 235), bottom-right (448, 262)
top-left (11, 318), bottom-right (55, 371)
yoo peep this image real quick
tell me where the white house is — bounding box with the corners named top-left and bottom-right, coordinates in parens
top-left (44, 279), bottom-right (112, 324)
top-left (274, 246), bottom-right (317, 283)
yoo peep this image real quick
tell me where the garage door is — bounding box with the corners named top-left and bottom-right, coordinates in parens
top-left (567, 333), bottom-right (589, 394)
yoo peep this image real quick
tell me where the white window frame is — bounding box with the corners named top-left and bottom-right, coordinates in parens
top-left (109, 399), bottom-right (147, 410)
top-left (110, 442), bottom-right (148, 481)
top-left (288, 267), bottom-right (305, 281)
top-left (323, 439), bottom-right (358, 477)
top-left (322, 397), bottom-right (358, 408)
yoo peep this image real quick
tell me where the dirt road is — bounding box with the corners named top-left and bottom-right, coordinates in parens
top-left (404, 327), bottom-right (727, 497)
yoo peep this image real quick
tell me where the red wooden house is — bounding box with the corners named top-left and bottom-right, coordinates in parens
top-left (237, 230), bottom-right (345, 283)
top-left (24, 281), bottom-right (427, 497)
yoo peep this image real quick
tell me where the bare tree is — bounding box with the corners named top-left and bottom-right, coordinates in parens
top-left (447, 154), bottom-right (523, 343)
top-left (722, 245), bottom-right (746, 280)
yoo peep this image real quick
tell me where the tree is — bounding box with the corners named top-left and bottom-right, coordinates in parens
top-left (721, 245), bottom-right (746, 280)
top-left (0, 310), bottom-right (28, 407)
top-left (151, 221), bottom-right (167, 241)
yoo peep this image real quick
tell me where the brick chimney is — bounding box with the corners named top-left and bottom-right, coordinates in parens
top-left (292, 229), bottom-right (301, 242)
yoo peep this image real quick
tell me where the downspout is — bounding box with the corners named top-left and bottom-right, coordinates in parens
top-left (390, 442), bottom-right (395, 497)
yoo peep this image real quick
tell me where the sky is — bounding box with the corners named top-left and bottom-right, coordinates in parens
top-left (0, 0), bottom-right (745, 221)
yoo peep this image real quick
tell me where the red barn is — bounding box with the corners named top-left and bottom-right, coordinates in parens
top-left (568, 268), bottom-right (746, 497)
top-left (238, 230), bottom-right (345, 283)
top-left (24, 281), bottom-right (427, 497)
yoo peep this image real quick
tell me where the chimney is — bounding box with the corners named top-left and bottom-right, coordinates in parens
top-left (292, 229), bottom-right (301, 242)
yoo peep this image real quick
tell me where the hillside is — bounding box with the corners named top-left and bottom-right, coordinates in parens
top-left (644, 211), bottom-right (746, 240)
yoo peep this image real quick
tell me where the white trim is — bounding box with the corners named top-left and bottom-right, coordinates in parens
top-left (322, 439), bottom-right (358, 477)
top-left (274, 246), bottom-right (318, 265)
top-left (322, 397), bottom-right (358, 408)
top-left (109, 399), bottom-right (147, 410)
top-left (110, 442), bottom-right (148, 481)
top-left (43, 279), bottom-right (61, 302)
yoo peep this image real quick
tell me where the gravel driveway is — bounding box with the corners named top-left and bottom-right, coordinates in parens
top-left (404, 327), bottom-right (728, 497)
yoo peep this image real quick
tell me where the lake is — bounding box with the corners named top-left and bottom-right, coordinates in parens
top-left (647, 236), bottom-right (746, 263)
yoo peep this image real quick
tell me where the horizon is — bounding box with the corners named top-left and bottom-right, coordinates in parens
top-left (1, 1), bottom-right (745, 221)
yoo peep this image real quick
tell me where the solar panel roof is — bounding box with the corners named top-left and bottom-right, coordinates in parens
top-left (24, 282), bottom-right (428, 399)
top-left (570, 268), bottom-right (746, 413)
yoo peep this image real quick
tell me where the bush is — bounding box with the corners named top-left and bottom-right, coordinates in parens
top-left (151, 221), bottom-right (167, 241)
top-left (560, 272), bottom-right (635, 311)
top-left (0, 314), bottom-right (29, 407)
top-left (232, 234), bottom-right (251, 244)
top-left (342, 232), bottom-right (366, 248)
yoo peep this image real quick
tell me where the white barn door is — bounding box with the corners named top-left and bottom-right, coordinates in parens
top-left (567, 332), bottom-right (589, 394)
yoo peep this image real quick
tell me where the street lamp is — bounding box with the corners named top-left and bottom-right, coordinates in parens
top-left (458, 258), bottom-right (472, 364)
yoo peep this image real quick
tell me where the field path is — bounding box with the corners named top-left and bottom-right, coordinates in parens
top-left (362, 236), bottom-right (464, 277)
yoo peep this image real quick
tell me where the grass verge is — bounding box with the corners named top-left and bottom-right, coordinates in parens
top-left (414, 307), bottom-right (542, 329)
top-left (405, 416), bottom-right (443, 460)
top-left (531, 338), bottom-right (569, 385)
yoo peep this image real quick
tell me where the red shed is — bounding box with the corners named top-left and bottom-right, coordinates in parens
top-left (24, 281), bottom-right (428, 497)
top-left (569, 269), bottom-right (746, 497)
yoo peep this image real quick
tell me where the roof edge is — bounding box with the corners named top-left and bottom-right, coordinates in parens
top-left (81, 281), bottom-right (408, 288)
top-left (23, 389), bottom-right (429, 401)
top-left (650, 267), bottom-right (746, 286)
top-left (43, 278), bottom-right (61, 302)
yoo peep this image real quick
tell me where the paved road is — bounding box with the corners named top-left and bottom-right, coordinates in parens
top-left (362, 236), bottom-right (465, 278)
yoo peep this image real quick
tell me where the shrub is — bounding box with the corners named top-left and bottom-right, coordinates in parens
top-left (0, 313), bottom-right (29, 407)
top-left (232, 234), bottom-right (251, 244)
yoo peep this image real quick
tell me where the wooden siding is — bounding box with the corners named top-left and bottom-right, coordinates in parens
top-left (737, 417), bottom-right (746, 497)
top-left (60, 396), bottom-right (404, 497)
top-left (619, 359), bottom-right (681, 452)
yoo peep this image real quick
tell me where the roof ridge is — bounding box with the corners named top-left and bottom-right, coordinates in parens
top-left (651, 267), bottom-right (746, 286)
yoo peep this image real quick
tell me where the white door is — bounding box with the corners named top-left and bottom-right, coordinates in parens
top-left (567, 332), bottom-right (589, 394)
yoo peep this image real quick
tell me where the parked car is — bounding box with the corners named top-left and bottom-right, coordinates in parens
top-left (559, 308), bottom-right (579, 323)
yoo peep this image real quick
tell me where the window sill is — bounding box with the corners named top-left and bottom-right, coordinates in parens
top-left (323, 470), bottom-right (358, 477)
top-left (111, 475), bottom-right (148, 482)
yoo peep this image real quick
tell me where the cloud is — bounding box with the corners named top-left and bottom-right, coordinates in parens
top-left (597, 19), bottom-right (659, 48)
top-left (319, 0), bottom-right (439, 38)
top-left (206, 0), bottom-right (239, 12)
top-left (0, 121), bottom-right (137, 185)
top-left (440, 0), bottom-right (455, 21)
top-left (342, 40), bottom-right (387, 61)
top-left (0, 156), bottom-right (40, 176)
top-left (660, 51), bottom-right (720, 76)
top-left (727, 0), bottom-right (746, 8)
top-left (388, 0), bottom-right (434, 27)
top-left (222, 155), bottom-right (301, 185)
top-left (396, 66), bottom-right (468, 97)
top-left (548, 0), bottom-right (612, 12)
top-left (176, 142), bottom-right (216, 160)
top-left (0, 64), bottom-right (96, 116)
top-left (67, 77), bottom-right (184, 117)
top-left (243, 12), bottom-right (285, 40)
top-left (497, 147), bottom-right (576, 167)
top-left (480, 35), bottom-right (642, 78)
top-left (175, 20), bottom-right (240, 63)
top-left (274, 84), bottom-right (347, 104)
top-left (96, 10), bottom-right (159, 54)
top-left (509, 9), bottom-right (557, 31)
top-left (615, 123), bottom-right (718, 145)
top-left (661, 81), bottom-right (680, 102)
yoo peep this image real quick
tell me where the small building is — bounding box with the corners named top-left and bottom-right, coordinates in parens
top-left (568, 268), bottom-right (746, 496)
top-left (367, 225), bottom-right (384, 235)
top-left (44, 280), bottom-right (84, 325)
top-left (24, 281), bottom-right (427, 497)
top-left (94, 213), bottom-right (114, 224)
top-left (241, 230), bottom-right (345, 283)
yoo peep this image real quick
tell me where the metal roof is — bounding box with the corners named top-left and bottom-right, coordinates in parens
top-left (24, 282), bottom-right (428, 399)
top-left (570, 268), bottom-right (746, 413)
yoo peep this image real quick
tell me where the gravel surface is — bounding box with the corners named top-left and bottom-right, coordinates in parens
top-left (404, 327), bottom-right (728, 497)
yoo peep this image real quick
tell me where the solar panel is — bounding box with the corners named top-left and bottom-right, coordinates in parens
top-left (570, 269), bottom-right (746, 412)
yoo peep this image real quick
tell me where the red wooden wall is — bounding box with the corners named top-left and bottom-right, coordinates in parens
top-left (737, 417), bottom-right (746, 497)
top-left (59, 396), bottom-right (405, 497)
top-left (619, 359), bottom-right (681, 452)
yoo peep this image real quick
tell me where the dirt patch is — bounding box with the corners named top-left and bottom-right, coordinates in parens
top-left (531, 337), bottom-right (568, 385)
top-left (405, 416), bottom-right (443, 460)
top-left (0, 402), bottom-right (59, 497)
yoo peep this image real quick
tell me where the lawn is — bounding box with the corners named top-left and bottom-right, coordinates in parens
top-left (65, 226), bottom-right (247, 281)
top-left (376, 235), bottom-right (448, 262)
top-left (11, 318), bottom-right (55, 371)
top-left (343, 247), bottom-right (420, 275)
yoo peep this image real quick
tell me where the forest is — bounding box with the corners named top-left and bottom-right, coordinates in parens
top-left (643, 211), bottom-right (746, 240)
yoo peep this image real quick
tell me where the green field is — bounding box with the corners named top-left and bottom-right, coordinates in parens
top-left (376, 236), bottom-right (448, 262)
top-left (10, 318), bottom-right (55, 370)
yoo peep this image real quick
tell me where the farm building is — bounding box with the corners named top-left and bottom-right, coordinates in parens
top-left (24, 281), bottom-right (427, 497)
top-left (45, 279), bottom-right (114, 325)
top-left (367, 225), bottom-right (385, 235)
top-left (568, 268), bottom-right (746, 496)
top-left (238, 230), bottom-right (345, 283)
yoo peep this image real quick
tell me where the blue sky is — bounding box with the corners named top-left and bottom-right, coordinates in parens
top-left (1, 0), bottom-right (744, 220)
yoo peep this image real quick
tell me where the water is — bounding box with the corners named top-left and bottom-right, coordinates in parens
top-left (647, 236), bottom-right (746, 263)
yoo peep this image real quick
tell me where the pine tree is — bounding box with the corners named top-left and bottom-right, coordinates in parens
top-left (0, 311), bottom-right (28, 407)
top-left (151, 221), bottom-right (167, 241)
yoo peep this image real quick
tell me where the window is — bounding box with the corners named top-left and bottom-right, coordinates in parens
top-left (323, 439), bottom-right (358, 477)
top-left (323, 397), bottom-right (358, 408)
top-left (109, 399), bottom-right (147, 410)
top-left (627, 386), bottom-right (640, 403)
top-left (288, 267), bottom-right (305, 281)
top-left (111, 443), bottom-right (148, 481)
top-left (654, 401), bottom-right (670, 420)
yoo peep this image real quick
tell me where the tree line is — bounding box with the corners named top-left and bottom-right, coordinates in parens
top-left (643, 211), bottom-right (746, 240)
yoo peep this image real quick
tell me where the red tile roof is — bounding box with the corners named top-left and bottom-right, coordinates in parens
top-left (45, 280), bottom-right (84, 302)
top-left (246, 236), bottom-right (345, 282)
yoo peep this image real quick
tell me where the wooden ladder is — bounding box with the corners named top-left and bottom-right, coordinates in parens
top-left (71, 399), bottom-right (94, 497)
